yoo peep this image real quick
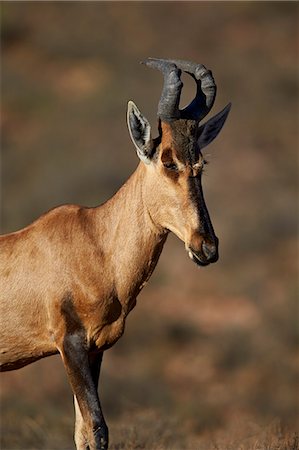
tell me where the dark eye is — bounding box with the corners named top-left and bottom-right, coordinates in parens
top-left (163, 161), bottom-right (178, 171)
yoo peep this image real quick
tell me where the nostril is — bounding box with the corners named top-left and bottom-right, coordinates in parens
top-left (202, 241), bottom-right (217, 260)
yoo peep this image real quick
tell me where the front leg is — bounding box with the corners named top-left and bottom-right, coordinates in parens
top-left (74, 352), bottom-right (105, 450)
top-left (60, 333), bottom-right (108, 450)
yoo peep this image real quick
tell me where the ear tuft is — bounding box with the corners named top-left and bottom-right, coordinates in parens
top-left (198, 103), bottom-right (231, 149)
top-left (127, 101), bottom-right (153, 164)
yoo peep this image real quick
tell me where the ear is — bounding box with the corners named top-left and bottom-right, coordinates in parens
top-left (127, 101), bottom-right (154, 164)
top-left (198, 103), bottom-right (231, 149)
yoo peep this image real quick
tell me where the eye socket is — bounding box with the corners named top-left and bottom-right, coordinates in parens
top-left (163, 161), bottom-right (178, 171)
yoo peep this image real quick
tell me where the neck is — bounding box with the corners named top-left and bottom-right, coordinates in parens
top-left (93, 163), bottom-right (168, 302)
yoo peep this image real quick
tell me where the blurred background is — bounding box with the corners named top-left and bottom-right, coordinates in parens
top-left (1, 2), bottom-right (298, 449)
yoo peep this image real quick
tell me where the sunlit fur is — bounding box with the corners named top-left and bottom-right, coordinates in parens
top-left (0, 89), bottom-right (223, 450)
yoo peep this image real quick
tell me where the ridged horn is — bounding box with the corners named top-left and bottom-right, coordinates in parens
top-left (143, 58), bottom-right (217, 122)
top-left (167, 59), bottom-right (217, 121)
top-left (141, 57), bottom-right (183, 121)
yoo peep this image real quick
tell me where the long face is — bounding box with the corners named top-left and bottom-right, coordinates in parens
top-left (127, 58), bottom-right (231, 267)
top-left (150, 119), bottom-right (218, 267)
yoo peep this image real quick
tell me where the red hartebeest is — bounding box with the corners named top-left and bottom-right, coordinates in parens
top-left (0, 58), bottom-right (231, 450)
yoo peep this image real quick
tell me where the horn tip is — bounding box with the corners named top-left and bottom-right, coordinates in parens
top-left (140, 57), bottom-right (157, 62)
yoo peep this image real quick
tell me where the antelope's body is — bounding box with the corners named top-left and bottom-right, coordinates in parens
top-left (0, 58), bottom-right (230, 450)
top-left (1, 166), bottom-right (166, 370)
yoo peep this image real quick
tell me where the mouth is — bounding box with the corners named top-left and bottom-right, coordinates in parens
top-left (187, 249), bottom-right (210, 267)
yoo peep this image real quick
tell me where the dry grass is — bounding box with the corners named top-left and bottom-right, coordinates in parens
top-left (108, 414), bottom-right (299, 450)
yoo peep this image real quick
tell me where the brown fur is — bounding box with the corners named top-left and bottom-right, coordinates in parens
top-left (0, 121), bottom-right (217, 449)
top-left (161, 120), bottom-right (200, 166)
top-left (0, 164), bottom-right (169, 372)
top-left (0, 47), bottom-right (233, 446)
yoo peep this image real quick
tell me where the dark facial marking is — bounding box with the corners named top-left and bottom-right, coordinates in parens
top-left (161, 147), bottom-right (173, 164)
top-left (161, 148), bottom-right (179, 181)
top-left (167, 119), bottom-right (200, 166)
top-left (188, 175), bottom-right (215, 238)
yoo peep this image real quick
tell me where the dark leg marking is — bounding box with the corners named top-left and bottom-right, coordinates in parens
top-left (60, 294), bottom-right (108, 450)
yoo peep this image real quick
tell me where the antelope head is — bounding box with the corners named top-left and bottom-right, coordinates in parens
top-left (127, 58), bottom-right (231, 267)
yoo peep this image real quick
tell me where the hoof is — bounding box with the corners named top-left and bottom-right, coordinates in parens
top-left (94, 424), bottom-right (109, 450)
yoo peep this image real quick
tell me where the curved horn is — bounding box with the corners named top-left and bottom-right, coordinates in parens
top-left (165, 59), bottom-right (217, 121)
top-left (142, 58), bottom-right (183, 121)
